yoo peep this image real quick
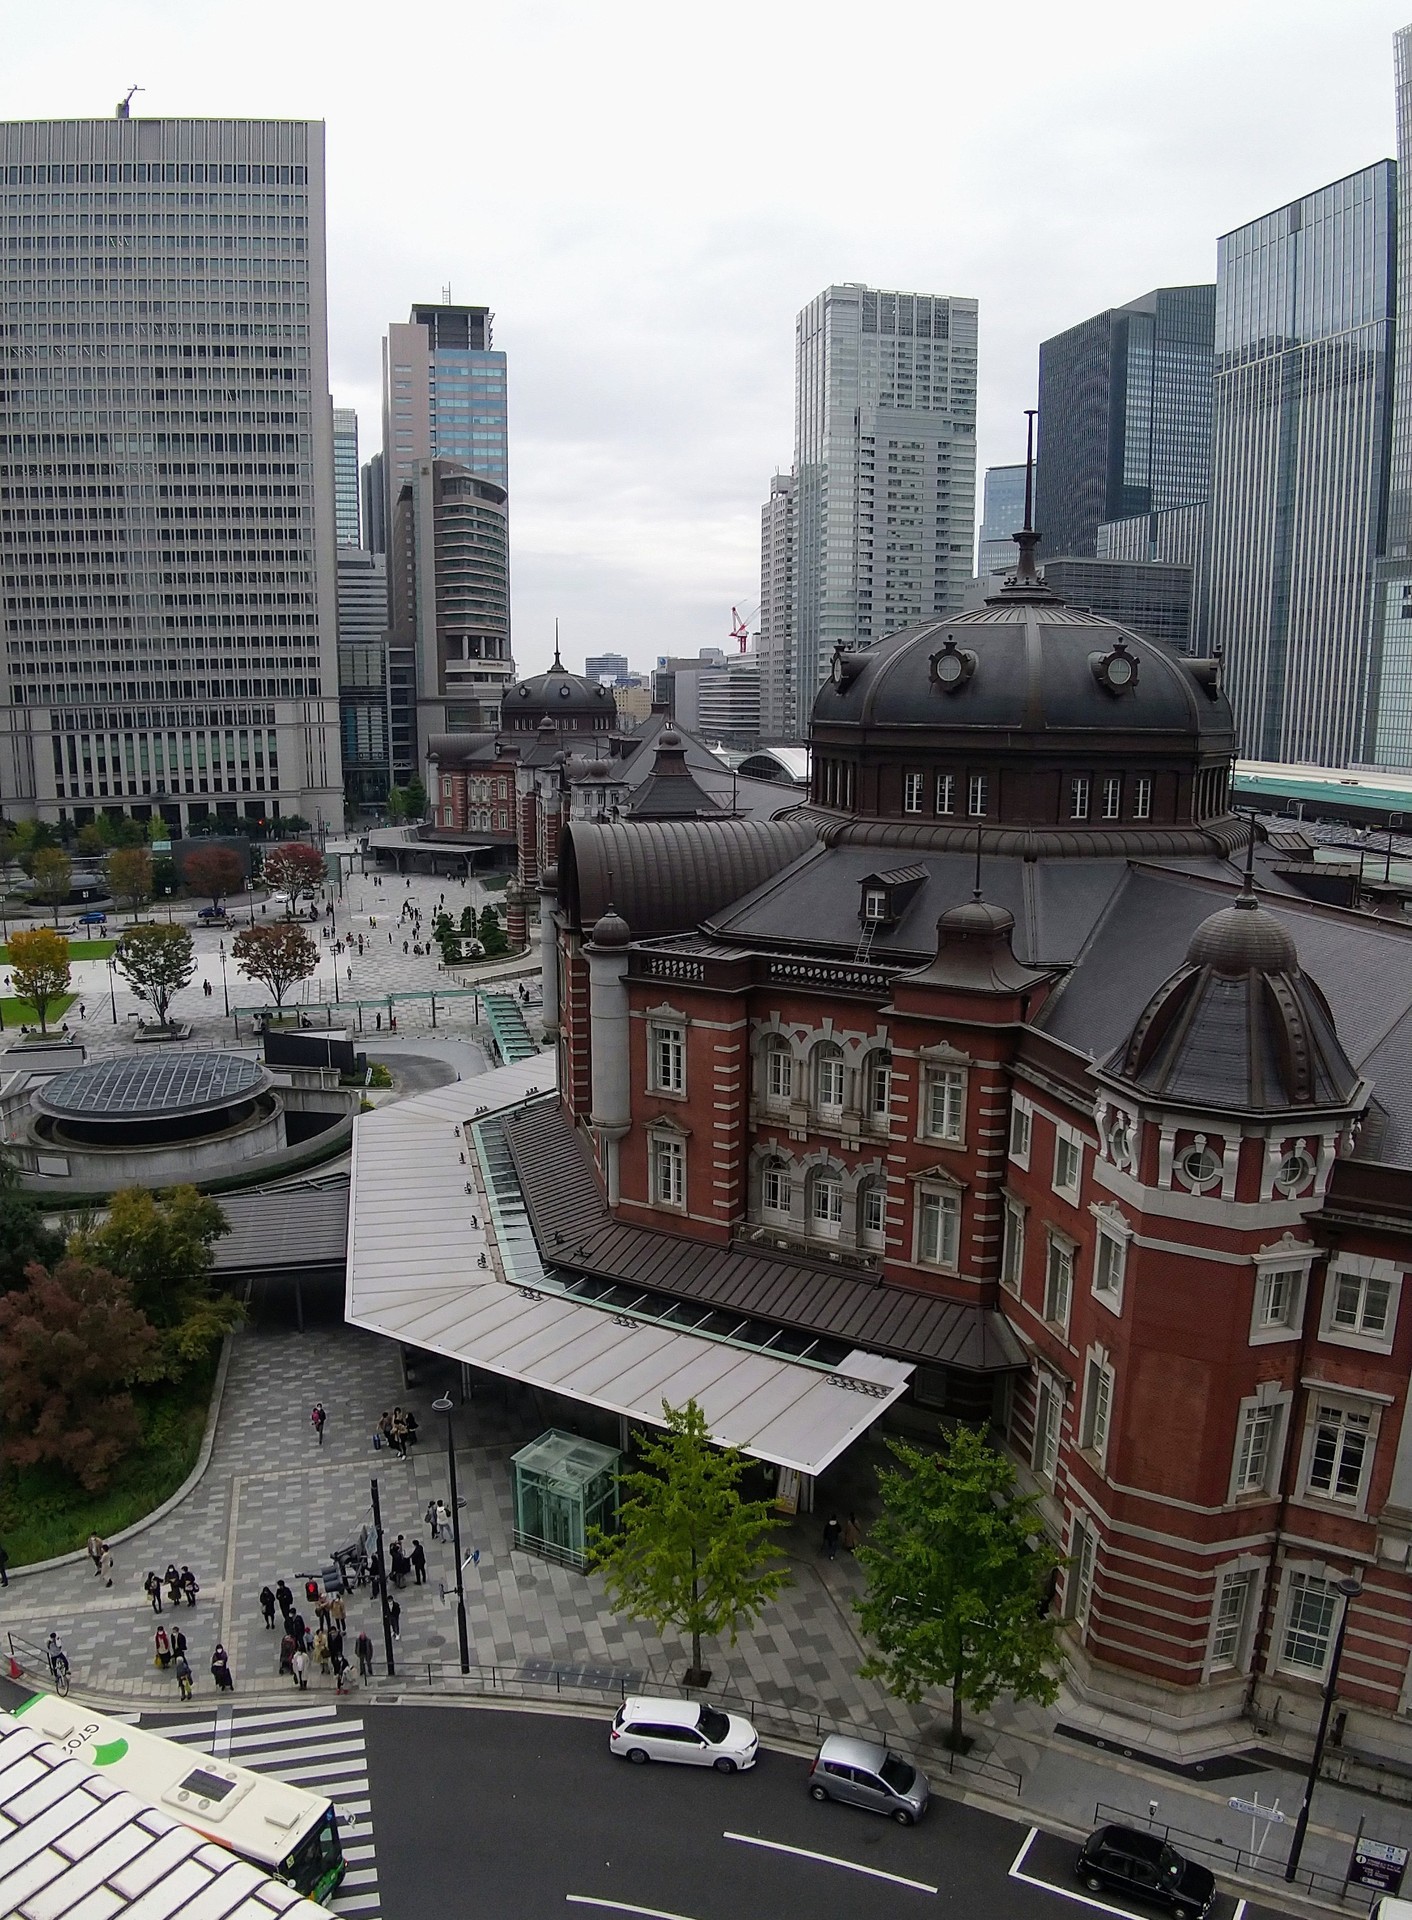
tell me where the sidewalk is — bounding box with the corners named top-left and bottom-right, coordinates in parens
top-left (4, 1318), bottom-right (1408, 1913)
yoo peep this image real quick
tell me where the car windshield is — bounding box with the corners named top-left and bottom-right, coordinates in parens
top-left (697, 1706), bottom-right (732, 1745)
top-left (1160, 1848), bottom-right (1184, 1881)
top-left (879, 1753), bottom-right (916, 1795)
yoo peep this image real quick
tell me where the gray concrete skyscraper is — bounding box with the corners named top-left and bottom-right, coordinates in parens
top-left (1204, 163), bottom-right (1397, 766)
top-left (757, 473), bottom-right (796, 738)
top-left (792, 284), bottom-right (977, 719)
top-left (332, 406), bottom-right (361, 547)
top-left (380, 303), bottom-right (508, 537)
top-left (0, 116), bottom-right (343, 830)
top-left (1373, 23), bottom-right (1412, 768)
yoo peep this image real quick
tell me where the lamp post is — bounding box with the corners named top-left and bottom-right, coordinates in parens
top-left (432, 1393), bottom-right (471, 1674)
top-left (219, 940), bottom-right (229, 1017)
top-left (1283, 1575), bottom-right (1363, 1881)
top-left (107, 957), bottom-right (117, 1026)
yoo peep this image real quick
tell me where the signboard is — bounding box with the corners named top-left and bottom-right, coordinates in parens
top-left (1348, 1838), bottom-right (1410, 1896)
top-left (1228, 1797), bottom-right (1285, 1822)
top-left (151, 841), bottom-right (171, 854)
top-left (775, 1467), bottom-right (801, 1516)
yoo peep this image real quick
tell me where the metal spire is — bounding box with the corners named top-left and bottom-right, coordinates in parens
top-left (973, 824), bottom-right (984, 902)
top-left (552, 619), bottom-right (563, 672)
top-left (1012, 408), bottom-right (1041, 584)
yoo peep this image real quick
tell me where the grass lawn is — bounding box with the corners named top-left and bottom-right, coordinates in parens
top-left (0, 939), bottom-right (116, 961)
top-left (0, 992), bottom-right (77, 1029)
top-left (0, 1354), bottom-right (218, 1568)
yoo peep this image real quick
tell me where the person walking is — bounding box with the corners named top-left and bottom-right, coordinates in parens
top-left (328, 1593), bottom-right (346, 1634)
top-left (175, 1653), bottom-right (194, 1701)
top-left (180, 1566), bottom-right (199, 1607)
top-left (425, 1499), bottom-right (440, 1542)
top-left (821, 1514), bottom-right (842, 1562)
top-left (355, 1629), bottom-right (374, 1682)
top-left (410, 1539), bottom-right (427, 1586)
top-left (292, 1612), bottom-right (309, 1651)
top-left (0, 1540), bottom-right (8, 1588)
top-left (211, 1644), bottom-right (234, 1692)
top-left (171, 1626), bottom-right (188, 1664)
top-left (313, 1627), bottom-right (330, 1677)
top-left (259, 1585), bottom-right (277, 1628)
top-left (165, 1563), bottom-right (181, 1606)
top-left (388, 1597), bottom-right (401, 1640)
top-left (154, 1627), bottom-right (171, 1670)
top-left (88, 1533), bottom-right (105, 1577)
top-left (311, 1403), bottom-right (327, 1446)
top-left (278, 1631), bottom-right (296, 1677)
top-left (434, 1500), bottom-right (450, 1541)
top-left (144, 1570), bottom-right (163, 1613)
top-left (275, 1578), bottom-right (293, 1620)
top-left (291, 1647), bottom-right (309, 1691)
top-left (99, 1546), bottom-right (114, 1588)
top-left (841, 1512), bottom-right (862, 1554)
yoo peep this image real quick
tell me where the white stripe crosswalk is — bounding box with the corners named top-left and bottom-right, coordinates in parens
top-left (141, 1703), bottom-right (381, 1919)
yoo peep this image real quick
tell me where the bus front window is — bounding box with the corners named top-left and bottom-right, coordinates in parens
top-left (282, 1808), bottom-right (344, 1898)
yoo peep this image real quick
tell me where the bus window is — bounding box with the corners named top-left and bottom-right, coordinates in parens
top-left (282, 1807), bottom-right (344, 1901)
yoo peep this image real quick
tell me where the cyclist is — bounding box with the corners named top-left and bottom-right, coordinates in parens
top-left (45, 1633), bottom-right (69, 1686)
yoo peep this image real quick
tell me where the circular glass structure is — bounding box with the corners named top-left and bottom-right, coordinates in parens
top-left (35, 1051), bottom-right (272, 1148)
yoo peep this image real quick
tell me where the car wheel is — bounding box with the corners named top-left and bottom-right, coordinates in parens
top-left (893, 1808), bottom-right (914, 1826)
top-left (809, 1784), bottom-right (829, 1802)
top-left (627, 1748), bottom-right (649, 1765)
top-left (714, 1758), bottom-right (737, 1774)
top-left (1084, 1875), bottom-right (1105, 1893)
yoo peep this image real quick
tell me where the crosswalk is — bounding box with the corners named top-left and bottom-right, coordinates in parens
top-left (140, 1703), bottom-right (381, 1918)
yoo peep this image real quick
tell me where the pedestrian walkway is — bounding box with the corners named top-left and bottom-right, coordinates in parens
top-left (148, 1703), bottom-right (380, 1918)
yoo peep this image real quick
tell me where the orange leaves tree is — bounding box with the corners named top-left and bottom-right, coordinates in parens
top-left (231, 922), bottom-right (319, 1010)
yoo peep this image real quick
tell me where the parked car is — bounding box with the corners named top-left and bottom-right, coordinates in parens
top-left (76, 910), bottom-right (107, 927)
top-left (1075, 1825), bottom-right (1215, 1917)
top-left (609, 1697), bottom-right (758, 1772)
top-left (196, 905), bottom-right (229, 922)
top-left (808, 1734), bottom-right (929, 1825)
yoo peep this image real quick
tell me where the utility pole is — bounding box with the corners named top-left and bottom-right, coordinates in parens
top-left (370, 1477), bottom-right (395, 1677)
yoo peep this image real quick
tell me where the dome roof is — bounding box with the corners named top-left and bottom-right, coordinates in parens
top-left (897, 896), bottom-right (1050, 996)
top-left (589, 905), bottom-right (631, 948)
top-left (502, 646), bottom-right (617, 730)
top-left (1186, 896), bottom-right (1298, 974)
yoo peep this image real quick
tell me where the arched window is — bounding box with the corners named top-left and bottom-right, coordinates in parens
top-left (763, 1037), bottom-right (793, 1108)
top-left (809, 1169), bottom-right (843, 1238)
top-left (813, 1042), bottom-right (845, 1118)
top-left (865, 1049), bottom-right (892, 1125)
top-left (858, 1179), bottom-right (887, 1249)
top-left (761, 1156), bottom-right (791, 1218)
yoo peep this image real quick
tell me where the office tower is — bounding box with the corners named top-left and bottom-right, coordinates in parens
top-left (977, 463), bottom-right (1026, 576)
top-left (1375, 24), bottom-right (1412, 768)
top-left (1205, 164), bottom-right (1396, 765)
top-left (388, 459), bottom-right (512, 773)
top-left (361, 453), bottom-right (386, 555)
top-left (664, 651), bottom-right (761, 747)
top-left (585, 653), bottom-right (629, 685)
top-left (792, 284), bottom-right (977, 714)
top-left (336, 549), bottom-right (390, 809)
top-left (1040, 556), bottom-right (1193, 650)
top-left (1036, 286), bottom-right (1215, 559)
top-left (0, 116), bottom-right (343, 830)
top-left (333, 407), bottom-right (361, 547)
top-left (758, 473), bottom-right (796, 738)
top-left (381, 303), bottom-right (508, 534)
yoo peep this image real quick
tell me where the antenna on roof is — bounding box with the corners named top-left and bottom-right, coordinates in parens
top-left (973, 824), bottom-right (984, 902)
top-left (116, 85), bottom-right (144, 120)
top-left (1241, 808), bottom-right (1258, 899)
top-left (1011, 409), bottom-right (1041, 584)
top-left (442, 281), bottom-right (453, 306)
top-left (552, 619), bottom-right (563, 672)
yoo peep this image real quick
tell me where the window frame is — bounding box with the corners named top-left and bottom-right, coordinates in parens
top-left (1008, 1097), bottom-right (1032, 1169)
top-left (866, 1049), bottom-right (893, 1124)
top-left (1101, 774), bottom-right (1123, 821)
top-left (1231, 1391), bottom-right (1286, 1500)
top-left (1250, 1250), bottom-right (1311, 1345)
top-left (924, 1065), bottom-right (967, 1145)
top-left (916, 1182), bottom-right (961, 1272)
top-left (1052, 1124), bottom-right (1083, 1202)
top-left (862, 887), bottom-right (888, 923)
top-left (763, 1038), bottom-right (794, 1108)
top-left (1133, 774), bottom-right (1152, 820)
top-left (1070, 775), bottom-right (1091, 821)
top-left (1320, 1258), bottom-right (1402, 1355)
top-left (1208, 1567), bottom-right (1257, 1674)
top-left (649, 1130), bottom-right (686, 1211)
top-left (859, 1181), bottom-right (887, 1248)
top-left (1092, 1218), bottom-right (1128, 1313)
top-left (1277, 1571), bottom-right (1341, 1678)
top-left (1000, 1196), bottom-right (1025, 1295)
top-left (903, 771), bottom-right (924, 814)
top-left (1043, 1232), bottom-right (1075, 1333)
top-left (813, 1043), bottom-right (846, 1118)
top-left (761, 1158), bottom-right (791, 1219)
top-left (1079, 1353), bottom-right (1113, 1465)
top-left (935, 771), bottom-right (955, 816)
top-left (1068, 1514), bottom-right (1097, 1629)
top-left (1033, 1375), bottom-right (1062, 1482)
top-left (967, 771), bottom-right (988, 818)
top-left (1300, 1398), bottom-right (1375, 1510)
top-left (809, 1169), bottom-right (844, 1238)
top-left (648, 1020), bottom-right (686, 1097)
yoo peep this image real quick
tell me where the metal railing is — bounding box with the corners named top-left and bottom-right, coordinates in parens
top-left (1091, 1798), bottom-right (1375, 1909)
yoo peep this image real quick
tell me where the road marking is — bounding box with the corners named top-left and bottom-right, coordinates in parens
top-left (1008, 1828), bottom-right (1244, 1920)
top-left (723, 1831), bottom-right (937, 1894)
top-left (566, 1900), bottom-right (703, 1920)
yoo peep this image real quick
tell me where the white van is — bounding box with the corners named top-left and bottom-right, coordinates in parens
top-left (1370, 1899), bottom-right (1412, 1919)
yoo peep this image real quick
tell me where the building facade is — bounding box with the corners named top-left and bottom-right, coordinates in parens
top-left (361, 452), bottom-right (386, 556)
top-left (978, 463), bottom-right (1027, 577)
top-left (792, 284), bottom-right (977, 715)
top-left (380, 303), bottom-right (508, 538)
top-left (1039, 555), bottom-right (1193, 651)
top-left (1037, 286), bottom-right (1215, 562)
top-left (0, 115), bottom-right (343, 831)
top-left (332, 406), bottom-right (361, 548)
top-left (335, 547), bottom-right (390, 808)
top-left (1204, 164), bottom-right (1397, 768)
top-left (586, 653), bottom-right (630, 685)
top-left (1375, 24), bottom-right (1412, 769)
top-left (758, 473), bottom-right (797, 739)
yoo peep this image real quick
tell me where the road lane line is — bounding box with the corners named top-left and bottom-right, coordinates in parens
top-left (723, 1831), bottom-right (937, 1894)
top-left (566, 1899), bottom-right (703, 1920)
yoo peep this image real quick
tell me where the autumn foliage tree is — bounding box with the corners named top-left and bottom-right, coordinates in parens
top-left (0, 1258), bottom-right (163, 1491)
top-left (181, 845), bottom-right (244, 912)
top-left (7, 926), bottom-right (72, 1032)
top-left (106, 845), bottom-right (154, 920)
top-left (231, 921), bottom-right (319, 1010)
top-left (72, 1184), bottom-right (236, 1373)
top-left (260, 842), bottom-right (324, 912)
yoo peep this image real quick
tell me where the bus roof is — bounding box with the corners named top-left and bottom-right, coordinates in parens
top-left (0, 1712), bottom-right (338, 1919)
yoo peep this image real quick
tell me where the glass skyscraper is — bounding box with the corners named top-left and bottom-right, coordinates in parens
top-left (332, 406), bottom-right (361, 547)
top-left (381, 303), bottom-right (508, 527)
top-left (978, 463), bottom-right (1027, 575)
top-left (1036, 286), bottom-right (1215, 559)
top-left (0, 115), bottom-right (343, 832)
top-left (1373, 25), bottom-right (1412, 768)
top-left (1204, 163), bottom-right (1397, 766)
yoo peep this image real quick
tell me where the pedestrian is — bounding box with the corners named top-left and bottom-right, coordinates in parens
top-left (211, 1643), bottom-right (234, 1692)
top-left (279, 1631), bottom-right (296, 1677)
top-left (275, 1577), bottom-right (293, 1618)
top-left (434, 1499), bottom-right (450, 1539)
top-left (154, 1626), bottom-right (171, 1670)
top-left (291, 1647), bottom-right (309, 1690)
top-left (356, 1629), bottom-right (374, 1681)
top-left (821, 1514), bottom-right (842, 1561)
top-left (410, 1539), bottom-right (427, 1585)
top-left (329, 1593), bottom-right (346, 1633)
top-left (313, 1628), bottom-right (330, 1676)
top-left (171, 1626), bottom-right (188, 1663)
top-left (389, 1597), bottom-right (401, 1639)
top-left (259, 1584), bottom-right (277, 1628)
top-left (375, 1011), bottom-right (382, 1030)
top-left (175, 1653), bottom-right (194, 1701)
top-left (180, 1566), bottom-right (199, 1607)
top-left (327, 1624), bottom-right (344, 1668)
top-left (333, 1648), bottom-right (350, 1693)
top-left (99, 1547), bottom-right (114, 1588)
top-left (143, 1569), bottom-right (163, 1613)
top-left (841, 1512), bottom-right (862, 1553)
top-left (315, 1593), bottom-right (332, 1633)
top-left (0, 1540), bottom-right (8, 1588)
top-left (292, 1612), bottom-right (309, 1650)
top-left (88, 1533), bottom-right (105, 1577)
top-left (311, 1402), bottom-right (326, 1446)
top-left (165, 1563), bottom-right (181, 1605)
top-left (425, 1499), bottom-right (440, 1542)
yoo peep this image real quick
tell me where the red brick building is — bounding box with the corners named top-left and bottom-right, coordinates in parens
top-left (539, 550), bottom-right (1412, 1748)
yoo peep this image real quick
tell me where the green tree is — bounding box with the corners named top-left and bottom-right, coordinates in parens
top-left (232, 921), bottom-right (319, 1010)
top-left (75, 822), bottom-right (107, 857)
top-left (106, 845), bottom-right (154, 921)
top-left (402, 776), bottom-right (428, 820)
top-left (855, 1426), bottom-right (1062, 1751)
top-left (477, 904), bottom-right (509, 957)
top-left (260, 842), bottom-right (325, 912)
top-left (115, 923), bottom-right (196, 1028)
top-left (590, 1398), bottom-right (790, 1684)
top-left (31, 846), bottom-right (73, 924)
top-left (0, 1257), bottom-right (164, 1492)
top-left (8, 819), bottom-right (59, 877)
top-left (8, 926), bottom-right (72, 1032)
top-left (74, 1185), bottom-right (237, 1371)
top-left (0, 1150), bottom-right (63, 1293)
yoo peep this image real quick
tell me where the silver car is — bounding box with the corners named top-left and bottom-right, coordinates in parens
top-left (808, 1733), bottom-right (929, 1824)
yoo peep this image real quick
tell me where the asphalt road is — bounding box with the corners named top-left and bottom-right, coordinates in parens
top-left (360, 1704), bottom-right (1294, 1920)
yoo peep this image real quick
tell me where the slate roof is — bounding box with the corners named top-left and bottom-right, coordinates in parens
top-left (560, 813), bottom-right (819, 937)
top-left (210, 1177), bottom-right (349, 1274)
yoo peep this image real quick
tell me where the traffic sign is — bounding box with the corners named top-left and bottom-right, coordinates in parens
top-left (1228, 1797), bottom-right (1285, 1821)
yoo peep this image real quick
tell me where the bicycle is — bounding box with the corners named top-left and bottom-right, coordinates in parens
top-left (48, 1655), bottom-right (70, 1696)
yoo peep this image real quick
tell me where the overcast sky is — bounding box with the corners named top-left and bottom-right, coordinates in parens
top-left (4, 1), bottom-right (1410, 676)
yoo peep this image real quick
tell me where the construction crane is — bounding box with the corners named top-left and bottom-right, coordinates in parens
top-left (729, 604), bottom-right (759, 653)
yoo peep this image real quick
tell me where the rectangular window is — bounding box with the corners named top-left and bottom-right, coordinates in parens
top-left (868, 1053), bottom-right (892, 1118)
top-left (1332, 1271), bottom-right (1394, 1336)
top-left (935, 772), bottom-right (955, 815)
top-left (651, 1134), bottom-right (684, 1208)
top-left (650, 1022), bottom-right (685, 1095)
top-left (1044, 1238), bottom-right (1073, 1328)
top-left (1235, 1403), bottom-right (1279, 1494)
top-left (816, 1053), bottom-right (845, 1113)
top-left (967, 772), bottom-right (988, 818)
top-left (919, 1188), bottom-right (959, 1268)
top-left (1080, 1358), bottom-right (1112, 1458)
top-left (1001, 1199), bottom-right (1025, 1293)
top-left (1133, 775), bottom-right (1152, 820)
top-left (1070, 776), bottom-right (1091, 820)
top-left (1094, 1229), bottom-right (1125, 1303)
top-left (926, 1068), bottom-right (966, 1142)
top-left (762, 1164), bottom-right (790, 1214)
top-left (765, 1045), bottom-right (792, 1105)
top-left (1257, 1266), bottom-right (1301, 1330)
top-left (1102, 775), bottom-right (1123, 820)
top-left (1033, 1378), bottom-right (1061, 1480)
top-left (1306, 1404), bottom-right (1370, 1503)
top-left (1009, 1101), bottom-right (1032, 1167)
top-left (861, 1184), bottom-right (886, 1239)
top-left (1053, 1130), bottom-right (1081, 1199)
top-left (1069, 1519), bottom-right (1096, 1628)
top-left (1281, 1573), bottom-right (1338, 1672)
top-left (903, 771), bottom-right (924, 813)
top-left (811, 1178), bottom-right (843, 1230)
top-left (863, 887), bottom-right (888, 922)
top-left (1210, 1569), bottom-right (1255, 1671)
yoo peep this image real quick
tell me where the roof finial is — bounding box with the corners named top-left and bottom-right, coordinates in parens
top-left (1239, 808), bottom-right (1258, 906)
top-left (1012, 408), bottom-right (1041, 584)
top-left (552, 619), bottom-right (563, 672)
top-left (973, 823), bottom-right (984, 903)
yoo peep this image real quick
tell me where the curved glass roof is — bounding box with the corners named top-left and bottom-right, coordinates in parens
top-left (39, 1051), bottom-right (264, 1118)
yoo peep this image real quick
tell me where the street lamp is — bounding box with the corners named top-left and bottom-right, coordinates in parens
top-left (107, 957), bottom-right (117, 1026)
top-left (432, 1392), bottom-right (471, 1675)
top-left (1283, 1574), bottom-right (1364, 1881)
top-left (218, 940), bottom-right (229, 1017)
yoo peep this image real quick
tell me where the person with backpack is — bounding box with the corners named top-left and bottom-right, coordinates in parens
top-left (179, 1566), bottom-right (199, 1607)
top-left (175, 1654), bottom-right (194, 1702)
top-left (144, 1570), bottom-right (163, 1613)
top-left (311, 1403), bottom-right (327, 1446)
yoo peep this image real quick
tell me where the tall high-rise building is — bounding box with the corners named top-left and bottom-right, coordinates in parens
top-left (1374, 24), bottom-right (1412, 768)
top-left (361, 452), bottom-right (387, 555)
top-left (792, 284), bottom-right (977, 715)
top-left (585, 653), bottom-right (629, 685)
top-left (758, 474), bottom-right (796, 738)
top-left (332, 407), bottom-right (361, 547)
top-left (381, 303), bottom-right (508, 535)
top-left (1036, 286), bottom-right (1215, 559)
top-left (336, 548), bottom-right (390, 808)
top-left (0, 116), bottom-right (343, 830)
top-left (977, 463), bottom-right (1026, 576)
top-left (1204, 164), bottom-right (1396, 765)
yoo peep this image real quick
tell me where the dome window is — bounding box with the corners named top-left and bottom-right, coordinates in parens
top-left (929, 638), bottom-right (977, 693)
top-left (1090, 639), bottom-right (1139, 697)
top-left (1275, 1147), bottom-right (1316, 1195)
top-left (1176, 1137), bottom-right (1223, 1191)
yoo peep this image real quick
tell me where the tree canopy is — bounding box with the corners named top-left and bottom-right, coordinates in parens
top-left (0, 1151), bottom-right (63, 1294)
top-left (115, 923), bottom-right (196, 1027)
top-left (72, 1184), bottom-right (237, 1371)
top-left (181, 845), bottom-right (244, 909)
top-left (590, 1398), bottom-right (789, 1682)
top-left (7, 926), bottom-right (72, 1032)
top-left (261, 843), bottom-right (324, 911)
top-left (106, 845), bottom-right (154, 919)
top-left (231, 921), bottom-right (319, 1008)
top-left (854, 1425), bottom-right (1062, 1750)
top-left (30, 847), bottom-right (72, 923)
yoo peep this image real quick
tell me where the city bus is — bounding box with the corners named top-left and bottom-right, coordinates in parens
top-left (13, 1692), bottom-right (346, 1904)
